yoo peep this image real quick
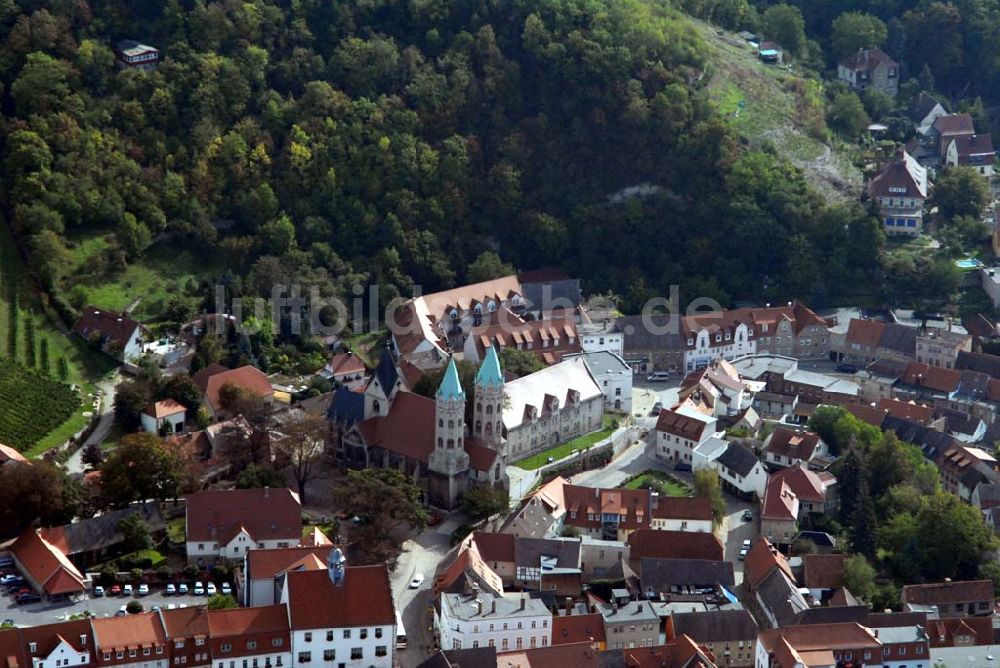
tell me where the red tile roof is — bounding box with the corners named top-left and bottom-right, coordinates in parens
top-left (72, 306), bottom-right (141, 349)
top-left (285, 565), bottom-right (395, 629)
top-left (145, 398), bottom-right (187, 418)
top-left (206, 603), bottom-right (290, 637)
top-left (465, 440), bottom-right (500, 471)
top-left (552, 614), bottom-right (606, 646)
top-left (92, 612), bottom-right (168, 650)
top-left (867, 151), bottom-right (928, 199)
top-left (193, 364), bottom-right (274, 411)
top-left (768, 464), bottom-right (833, 504)
top-left (623, 636), bottom-right (714, 668)
top-left (902, 580), bottom-right (994, 606)
top-left (652, 497), bottom-right (713, 522)
top-left (743, 538), bottom-right (793, 590)
top-left (901, 362), bottom-right (961, 392)
top-left (801, 554), bottom-right (847, 590)
top-left (469, 312), bottom-right (582, 366)
top-left (878, 398), bottom-right (933, 424)
top-left (499, 642), bottom-right (601, 668)
top-left (656, 409), bottom-right (710, 442)
top-left (952, 133), bottom-right (995, 159)
top-left (0, 619), bottom-right (95, 668)
top-left (327, 352), bottom-right (367, 376)
top-left (354, 392), bottom-right (435, 464)
top-left (185, 487), bottom-right (301, 544)
top-left (846, 319), bottom-right (885, 348)
top-left (764, 428), bottom-right (822, 461)
top-left (761, 480), bottom-right (798, 521)
top-left (9, 529), bottom-right (85, 595)
top-left (934, 113), bottom-right (975, 136)
top-left (758, 623), bottom-right (880, 653)
top-left (159, 606), bottom-right (210, 639)
top-left (845, 404), bottom-right (888, 427)
top-left (627, 530), bottom-right (723, 562)
top-left (927, 616), bottom-right (994, 647)
top-left (564, 486), bottom-right (651, 531)
top-left (246, 546), bottom-right (332, 579)
top-left (473, 532), bottom-right (516, 563)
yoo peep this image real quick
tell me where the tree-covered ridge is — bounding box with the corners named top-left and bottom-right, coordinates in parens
top-left (1, 0), bottom-right (879, 321)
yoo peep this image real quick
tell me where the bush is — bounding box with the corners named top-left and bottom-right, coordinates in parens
top-left (99, 566), bottom-right (118, 587)
top-left (182, 565), bottom-right (199, 580)
top-left (156, 566), bottom-right (172, 581)
top-left (210, 565), bottom-right (229, 583)
top-left (126, 600), bottom-right (144, 614)
top-left (130, 568), bottom-right (143, 582)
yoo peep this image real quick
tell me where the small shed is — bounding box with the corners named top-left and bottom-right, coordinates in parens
top-left (758, 41), bottom-right (783, 65)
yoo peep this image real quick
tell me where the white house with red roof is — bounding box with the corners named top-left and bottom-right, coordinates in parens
top-left (323, 352), bottom-right (368, 390)
top-left (185, 487), bottom-right (302, 563)
top-left (280, 553), bottom-right (396, 668)
top-left (140, 399), bottom-right (187, 435)
top-left (655, 406), bottom-right (719, 465)
top-left (867, 149), bottom-right (929, 236)
top-left (72, 306), bottom-right (144, 363)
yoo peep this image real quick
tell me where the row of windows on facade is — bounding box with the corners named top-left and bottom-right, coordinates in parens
top-left (453, 637), bottom-right (547, 651)
top-left (172, 653), bottom-right (208, 664)
top-left (449, 295), bottom-right (523, 319)
top-left (215, 656), bottom-right (280, 668)
top-left (217, 639), bottom-right (283, 653)
top-left (468, 619), bottom-right (548, 633)
top-left (833, 644), bottom-right (926, 662)
top-left (608, 639), bottom-right (656, 649)
top-left (885, 218), bottom-right (919, 228)
top-left (570, 509), bottom-right (644, 523)
top-left (301, 629), bottom-right (381, 642)
top-left (122, 52), bottom-right (158, 62)
top-left (297, 647), bottom-right (386, 662)
top-left (103, 647), bottom-right (164, 660)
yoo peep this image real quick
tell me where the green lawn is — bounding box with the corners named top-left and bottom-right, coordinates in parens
top-left (515, 424), bottom-right (616, 470)
top-left (622, 470), bottom-right (691, 497)
top-left (65, 231), bottom-right (218, 322)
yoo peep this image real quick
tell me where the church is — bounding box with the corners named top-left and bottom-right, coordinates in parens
top-left (338, 347), bottom-right (509, 509)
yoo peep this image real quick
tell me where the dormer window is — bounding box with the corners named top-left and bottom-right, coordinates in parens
top-left (725, 332), bottom-right (731, 340)
top-left (487, 300), bottom-right (497, 312)
top-left (715, 334), bottom-right (722, 342)
top-left (687, 338), bottom-right (694, 345)
top-left (29, 643), bottom-right (37, 653)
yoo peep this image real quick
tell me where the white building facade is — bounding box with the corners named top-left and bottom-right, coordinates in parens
top-left (564, 351), bottom-right (633, 414)
top-left (437, 593), bottom-right (553, 653)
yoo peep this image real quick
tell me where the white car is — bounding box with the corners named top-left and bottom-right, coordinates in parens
top-left (221, 583), bottom-right (232, 595)
top-left (165, 584), bottom-right (176, 596)
top-left (206, 583), bottom-right (217, 596)
top-left (409, 574), bottom-right (425, 589)
top-left (193, 582), bottom-right (205, 596)
top-left (739, 547), bottom-right (749, 561)
top-left (138, 584), bottom-right (149, 596)
top-left (122, 584), bottom-right (133, 597)
top-left (741, 539), bottom-right (752, 549)
top-left (178, 583), bottom-right (189, 595)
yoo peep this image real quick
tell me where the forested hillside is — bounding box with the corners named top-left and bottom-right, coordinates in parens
top-left (1, 0), bottom-right (882, 322)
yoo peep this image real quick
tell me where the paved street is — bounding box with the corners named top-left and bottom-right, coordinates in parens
top-left (0, 583), bottom-right (217, 626)
top-left (65, 374), bottom-right (119, 475)
top-left (389, 518), bottom-right (457, 668)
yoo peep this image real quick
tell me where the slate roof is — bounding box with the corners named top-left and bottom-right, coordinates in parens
top-left (867, 150), bottom-right (928, 199)
top-left (671, 610), bottom-right (758, 643)
top-left (716, 442), bottom-right (759, 477)
top-left (515, 538), bottom-right (581, 570)
top-left (40, 502), bottom-right (165, 557)
top-left (882, 414), bottom-right (958, 461)
top-left (910, 92), bottom-right (945, 123)
top-left (879, 322), bottom-right (918, 355)
top-left (757, 567), bottom-right (809, 627)
top-left (956, 351), bottom-right (1000, 378)
top-left (374, 347), bottom-right (399, 396)
top-left (327, 386), bottom-right (365, 425)
top-left (934, 113), bottom-right (975, 136)
top-left (616, 314), bottom-right (686, 351)
top-left (639, 557), bottom-right (735, 590)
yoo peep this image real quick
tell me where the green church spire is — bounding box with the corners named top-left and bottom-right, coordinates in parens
top-left (437, 357), bottom-right (465, 400)
top-left (476, 346), bottom-right (504, 388)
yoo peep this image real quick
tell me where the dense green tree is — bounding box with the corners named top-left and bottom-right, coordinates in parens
top-left (499, 347), bottom-right (545, 378)
top-left (467, 251), bottom-right (516, 284)
top-left (762, 4), bottom-right (806, 55)
top-left (235, 464), bottom-right (287, 489)
top-left (849, 476), bottom-right (877, 560)
top-left (932, 167), bottom-right (992, 221)
top-left (99, 433), bottom-right (182, 508)
top-left (842, 554), bottom-right (877, 602)
top-left (827, 92), bottom-right (870, 138)
top-left (461, 486), bottom-right (510, 520)
top-left (118, 515), bottom-right (153, 553)
top-left (831, 12), bottom-right (888, 59)
top-left (693, 467), bottom-right (726, 526)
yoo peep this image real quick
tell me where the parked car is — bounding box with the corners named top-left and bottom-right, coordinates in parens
top-left (206, 583), bottom-right (217, 596)
top-left (649, 401), bottom-right (663, 416)
top-left (122, 584), bottom-right (133, 597)
top-left (110, 584), bottom-right (121, 596)
top-left (165, 584), bottom-right (176, 596)
top-left (673, 462), bottom-right (692, 472)
top-left (178, 583), bottom-right (189, 595)
top-left (115, 605), bottom-right (127, 617)
top-left (647, 371), bottom-right (670, 382)
top-left (137, 584), bottom-right (149, 596)
top-left (742, 539), bottom-right (752, 549)
top-left (409, 574), bottom-right (425, 589)
top-left (92, 586), bottom-right (105, 598)
top-left (742, 509), bottom-right (753, 522)
top-left (221, 583), bottom-right (232, 596)
top-left (738, 547), bottom-right (749, 561)
top-left (193, 582), bottom-right (205, 596)
top-left (15, 592), bottom-right (41, 605)
top-left (0, 558), bottom-right (14, 569)
top-left (0, 574), bottom-right (23, 586)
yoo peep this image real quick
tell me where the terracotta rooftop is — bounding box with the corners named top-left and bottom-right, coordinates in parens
top-left (92, 612), bottom-right (167, 650)
top-left (622, 636), bottom-right (715, 668)
top-left (902, 580), bottom-right (994, 606)
top-left (185, 487), bottom-right (302, 544)
top-left (246, 546), bottom-right (332, 579)
top-left (877, 397), bottom-right (933, 424)
top-left (627, 529), bottom-right (723, 562)
top-left (933, 113), bottom-right (975, 136)
top-left (764, 427), bottom-right (822, 461)
top-left (0, 443), bottom-right (29, 465)
top-left (326, 352), bottom-right (367, 376)
top-left (927, 616), bottom-right (994, 647)
top-left (206, 603), bottom-right (290, 637)
top-left (9, 528), bottom-right (85, 595)
top-left (285, 565), bottom-right (395, 629)
top-left (498, 642), bottom-right (600, 668)
top-left (145, 398), bottom-right (187, 418)
top-left (656, 409), bottom-right (710, 441)
top-left (192, 364), bottom-right (274, 412)
top-left (761, 480), bottom-right (798, 522)
top-left (769, 463), bottom-right (834, 504)
top-left (801, 554), bottom-right (847, 590)
top-left (743, 538), bottom-right (793, 590)
top-left (473, 532), bottom-right (516, 564)
top-left (652, 497), bottom-right (712, 522)
top-left (552, 613), bottom-right (606, 646)
top-left (901, 362), bottom-right (961, 392)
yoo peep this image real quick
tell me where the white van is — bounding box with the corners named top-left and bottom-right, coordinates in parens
top-left (646, 371), bottom-right (670, 382)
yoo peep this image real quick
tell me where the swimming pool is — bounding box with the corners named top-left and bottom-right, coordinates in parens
top-left (955, 258), bottom-right (985, 269)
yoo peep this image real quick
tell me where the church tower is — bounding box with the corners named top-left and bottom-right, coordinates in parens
top-left (474, 345), bottom-right (505, 450)
top-left (428, 358), bottom-right (470, 507)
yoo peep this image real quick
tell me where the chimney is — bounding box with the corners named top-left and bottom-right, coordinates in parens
top-left (873, 629), bottom-right (879, 638)
top-left (491, 598), bottom-right (497, 614)
top-left (476, 599), bottom-right (483, 616)
top-left (636, 602), bottom-right (642, 613)
top-left (520, 596), bottom-right (526, 611)
top-left (611, 601), bottom-right (618, 615)
top-left (565, 597), bottom-right (574, 616)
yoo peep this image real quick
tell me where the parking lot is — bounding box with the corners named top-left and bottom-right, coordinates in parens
top-left (0, 582), bottom-right (229, 626)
